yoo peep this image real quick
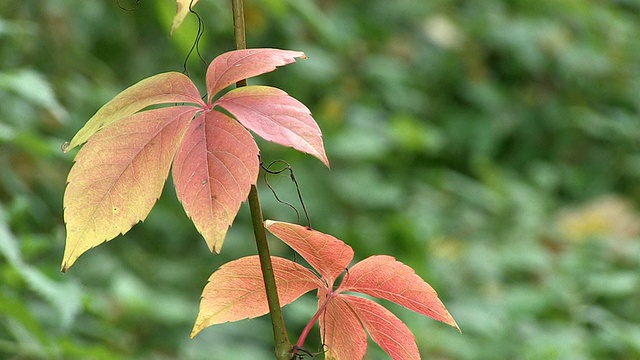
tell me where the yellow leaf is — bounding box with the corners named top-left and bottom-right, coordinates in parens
top-left (170, 0), bottom-right (201, 35)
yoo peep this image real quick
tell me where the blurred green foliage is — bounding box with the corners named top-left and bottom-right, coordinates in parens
top-left (1, 0), bottom-right (639, 359)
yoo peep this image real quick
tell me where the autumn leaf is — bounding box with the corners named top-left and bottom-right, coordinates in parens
top-left (63, 72), bottom-right (203, 152)
top-left (62, 49), bottom-right (327, 270)
top-left (172, 110), bottom-right (259, 253)
top-left (191, 256), bottom-right (323, 336)
top-left (191, 221), bottom-right (459, 359)
top-left (217, 86), bottom-right (330, 167)
top-left (62, 107), bottom-right (198, 271)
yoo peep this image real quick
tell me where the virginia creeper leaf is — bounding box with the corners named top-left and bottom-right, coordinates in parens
top-left (319, 292), bottom-right (368, 360)
top-left (206, 48), bottom-right (305, 99)
top-left (264, 220), bottom-right (353, 284)
top-left (170, 0), bottom-right (200, 35)
top-left (62, 107), bottom-right (197, 270)
top-left (172, 110), bottom-right (259, 253)
top-left (63, 49), bottom-right (328, 271)
top-left (265, 222), bottom-right (459, 359)
top-left (64, 72), bottom-right (203, 152)
top-left (340, 255), bottom-right (460, 330)
top-left (216, 86), bottom-right (330, 166)
top-left (191, 255), bottom-right (322, 337)
top-left (342, 294), bottom-right (420, 360)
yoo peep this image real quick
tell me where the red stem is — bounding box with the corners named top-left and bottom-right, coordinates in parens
top-left (293, 291), bottom-right (335, 354)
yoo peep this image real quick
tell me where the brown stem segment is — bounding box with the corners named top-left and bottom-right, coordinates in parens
top-left (231, 0), bottom-right (292, 358)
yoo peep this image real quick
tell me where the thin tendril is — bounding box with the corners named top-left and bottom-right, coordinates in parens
top-left (263, 161), bottom-right (301, 224)
top-left (260, 159), bottom-right (312, 228)
top-left (182, 0), bottom-right (208, 77)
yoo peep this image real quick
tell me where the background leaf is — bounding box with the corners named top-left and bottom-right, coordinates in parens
top-left (63, 107), bottom-right (196, 270)
top-left (170, 0), bottom-right (201, 35)
top-left (172, 110), bottom-right (259, 253)
top-left (217, 86), bottom-right (329, 166)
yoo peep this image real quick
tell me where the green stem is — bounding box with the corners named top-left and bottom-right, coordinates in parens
top-left (231, 0), bottom-right (292, 359)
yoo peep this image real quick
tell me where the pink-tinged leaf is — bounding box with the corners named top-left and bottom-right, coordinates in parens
top-left (206, 48), bottom-right (305, 99)
top-left (62, 107), bottom-right (197, 271)
top-left (216, 86), bottom-right (329, 167)
top-left (343, 295), bottom-right (420, 360)
top-left (64, 72), bottom-right (204, 152)
top-left (339, 255), bottom-right (459, 330)
top-left (265, 221), bottom-right (353, 286)
top-left (191, 255), bottom-right (322, 337)
top-left (172, 110), bottom-right (259, 253)
top-left (170, 0), bottom-right (200, 35)
top-left (319, 292), bottom-right (368, 360)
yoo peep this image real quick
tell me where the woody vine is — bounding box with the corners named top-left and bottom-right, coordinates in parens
top-left (60, 1), bottom-right (459, 359)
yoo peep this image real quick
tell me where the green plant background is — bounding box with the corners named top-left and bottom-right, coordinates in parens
top-left (2, 1), bottom-right (639, 359)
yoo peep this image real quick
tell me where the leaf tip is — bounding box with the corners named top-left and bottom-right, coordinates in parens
top-left (450, 316), bottom-right (462, 333)
top-left (60, 257), bottom-right (75, 272)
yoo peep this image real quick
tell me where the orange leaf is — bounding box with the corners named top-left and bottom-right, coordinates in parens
top-left (265, 220), bottom-right (353, 285)
top-left (206, 48), bottom-right (305, 99)
top-left (191, 255), bottom-right (322, 337)
top-left (319, 292), bottom-right (368, 360)
top-left (343, 294), bottom-right (420, 360)
top-left (339, 255), bottom-right (459, 330)
top-left (172, 110), bottom-right (259, 253)
top-left (64, 72), bottom-right (203, 152)
top-left (217, 86), bottom-right (329, 167)
top-left (62, 107), bottom-right (197, 270)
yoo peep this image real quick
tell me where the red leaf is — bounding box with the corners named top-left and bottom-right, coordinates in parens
top-left (64, 72), bottom-right (203, 152)
top-left (172, 110), bottom-right (259, 253)
top-left (216, 86), bottom-right (329, 167)
top-left (62, 107), bottom-right (197, 270)
top-left (343, 295), bottom-right (420, 360)
top-left (339, 255), bottom-right (459, 330)
top-left (206, 48), bottom-right (305, 100)
top-left (192, 222), bottom-right (458, 358)
top-left (191, 256), bottom-right (321, 337)
top-left (319, 292), bottom-right (368, 360)
top-left (265, 220), bottom-right (353, 285)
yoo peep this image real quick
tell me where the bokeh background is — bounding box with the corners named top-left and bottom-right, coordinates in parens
top-left (2, 0), bottom-right (640, 359)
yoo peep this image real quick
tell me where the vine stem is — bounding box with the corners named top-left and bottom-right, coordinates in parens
top-left (231, 0), bottom-right (293, 359)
